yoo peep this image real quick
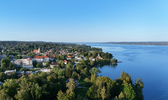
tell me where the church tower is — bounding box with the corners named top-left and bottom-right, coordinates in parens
top-left (38, 48), bottom-right (40, 53)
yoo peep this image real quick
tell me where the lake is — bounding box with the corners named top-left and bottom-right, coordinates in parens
top-left (85, 43), bottom-right (168, 100)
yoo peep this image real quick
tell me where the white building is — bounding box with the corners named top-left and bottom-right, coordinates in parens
top-left (32, 56), bottom-right (51, 63)
top-left (14, 58), bottom-right (32, 65)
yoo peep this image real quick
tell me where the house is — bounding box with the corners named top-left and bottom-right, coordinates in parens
top-left (50, 62), bottom-right (59, 68)
top-left (89, 57), bottom-right (95, 61)
top-left (96, 54), bottom-right (103, 60)
top-left (64, 60), bottom-right (68, 64)
top-left (34, 69), bottom-right (51, 73)
top-left (67, 56), bottom-right (72, 60)
top-left (39, 69), bottom-right (51, 73)
top-left (4, 69), bottom-right (16, 75)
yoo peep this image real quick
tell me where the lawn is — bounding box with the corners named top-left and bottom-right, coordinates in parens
top-left (78, 79), bottom-right (86, 87)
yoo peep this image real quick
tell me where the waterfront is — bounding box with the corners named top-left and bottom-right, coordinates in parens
top-left (86, 43), bottom-right (168, 100)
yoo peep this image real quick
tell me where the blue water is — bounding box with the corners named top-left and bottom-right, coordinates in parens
top-left (86, 43), bottom-right (168, 100)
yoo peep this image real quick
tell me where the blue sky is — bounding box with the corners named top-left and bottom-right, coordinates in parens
top-left (0, 0), bottom-right (168, 42)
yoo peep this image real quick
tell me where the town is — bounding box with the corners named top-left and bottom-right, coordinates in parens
top-left (0, 41), bottom-right (132, 100)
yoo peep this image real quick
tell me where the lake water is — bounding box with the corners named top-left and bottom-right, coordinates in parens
top-left (85, 43), bottom-right (168, 100)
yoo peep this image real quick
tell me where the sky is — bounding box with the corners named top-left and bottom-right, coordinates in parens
top-left (0, 0), bottom-right (168, 42)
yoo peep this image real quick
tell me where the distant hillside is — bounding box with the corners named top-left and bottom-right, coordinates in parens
top-left (103, 42), bottom-right (168, 46)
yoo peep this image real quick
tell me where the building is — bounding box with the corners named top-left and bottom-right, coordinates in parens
top-left (89, 57), bottom-right (95, 61)
top-left (64, 60), bottom-right (68, 64)
top-left (4, 69), bottom-right (16, 75)
top-left (50, 62), bottom-right (59, 68)
top-left (14, 58), bottom-right (32, 66)
top-left (34, 69), bottom-right (51, 73)
top-left (96, 54), bottom-right (103, 60)
top-left (33, 48), bottom-right (40, 54)
top-left (33, 56), bottom-right (50, 63)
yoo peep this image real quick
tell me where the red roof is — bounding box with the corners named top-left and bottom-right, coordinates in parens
top-left (34, 56), bottom-right (49, 59)
top-left (50, 62), bottom-right (59, 65)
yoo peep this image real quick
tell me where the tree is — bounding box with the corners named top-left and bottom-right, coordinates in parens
top-left (1, 58), bottom-right (10, 68)
top-left (101, 86), bottom-right (106, 100)
top-left (66, 79), bottom-right (76, 100)
top-left (0, 72), bottom-right (6, 82)
top-left (30, 83), bottom-right (42, 100)
top-left (121, 83), bottom-right (136, 100)
top-left (3, 79), bottom-right (18, 99)
top-left (0, 89), bottom-right (11, 100)
top-left (57, 90), bottom-right (67, 100)
top-left (66, 63), bottom-right (73, 69)
top-left (65, 68), bottom-right (72, 78)
top-left (45, 61), bottom-right (50, 67)
top-left (89, 67), bottom-right (101, 77)
top-left (36, 63), bottom-right (43, 68)
top-left (135, 78), bottom-right (144, 100)
top-left (15, 78), bottom-right (31, 100)
top-left (71, 72), bottom-right (78, 79)
top-left (80, 68), bottom-right (90, 78)
top-left (118, 92), bottom-right (126, 99)
top-left (66, 79), bottom-right (76, 94)
top-left (33, 60), bottom-right (37, 67)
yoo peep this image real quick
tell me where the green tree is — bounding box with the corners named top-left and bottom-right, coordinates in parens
top-left (65, 68), bottom-right (72, 78)
top-left (45, 61), bottom-right (50, 67)
top-left (0, 72), bottom-right (6, 82)
top-left (66, 63), bottom-right (73, 69)
top-left (57, 90), bottom-right (67, 100)
top-left (101, 86), bottom-right (106, 100)
top-left (30, 83), bottom-right (42, 100)
top-left (33, 60), bottom-right (37, 67)
top-left (118, 91), bottom-right (126, 99)
top-left (135, 78), bottom-right (144, 100)
top-left (71, 72), bottom-right (78, 79)
top-left (89, 67), bottom-right (101, 77)
top-left (121, 83), bottom-right (136, 100)
top-left (3, 79), bottom-right (18, 99)
top-left (15, 78), bottom-right (31, 100)
top-left (36, 63), bottom-right (43, 68)
top-left (1, 58), bottom-right (10, 68)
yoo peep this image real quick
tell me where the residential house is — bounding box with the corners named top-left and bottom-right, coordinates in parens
top-left (34, 69), bottom-right (51, 73)
top-left (4, 69), bottom-right (16, 75)
top-left (89, 57), bottom-right (95, 61)
top-left (64, 60), bottom-right (68, 64)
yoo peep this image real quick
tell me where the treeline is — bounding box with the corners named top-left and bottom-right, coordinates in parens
top-left (0, 58), bottom-right (143, 100)
top-left (85, 71), bottom-right (144, 100)
top-left (82, 51), bottom-right (113, 59)
top-left (0, 41), bottom-right (102, 55)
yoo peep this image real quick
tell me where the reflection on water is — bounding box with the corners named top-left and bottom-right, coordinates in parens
top-left (85, 43), bottom-right (168, 100)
